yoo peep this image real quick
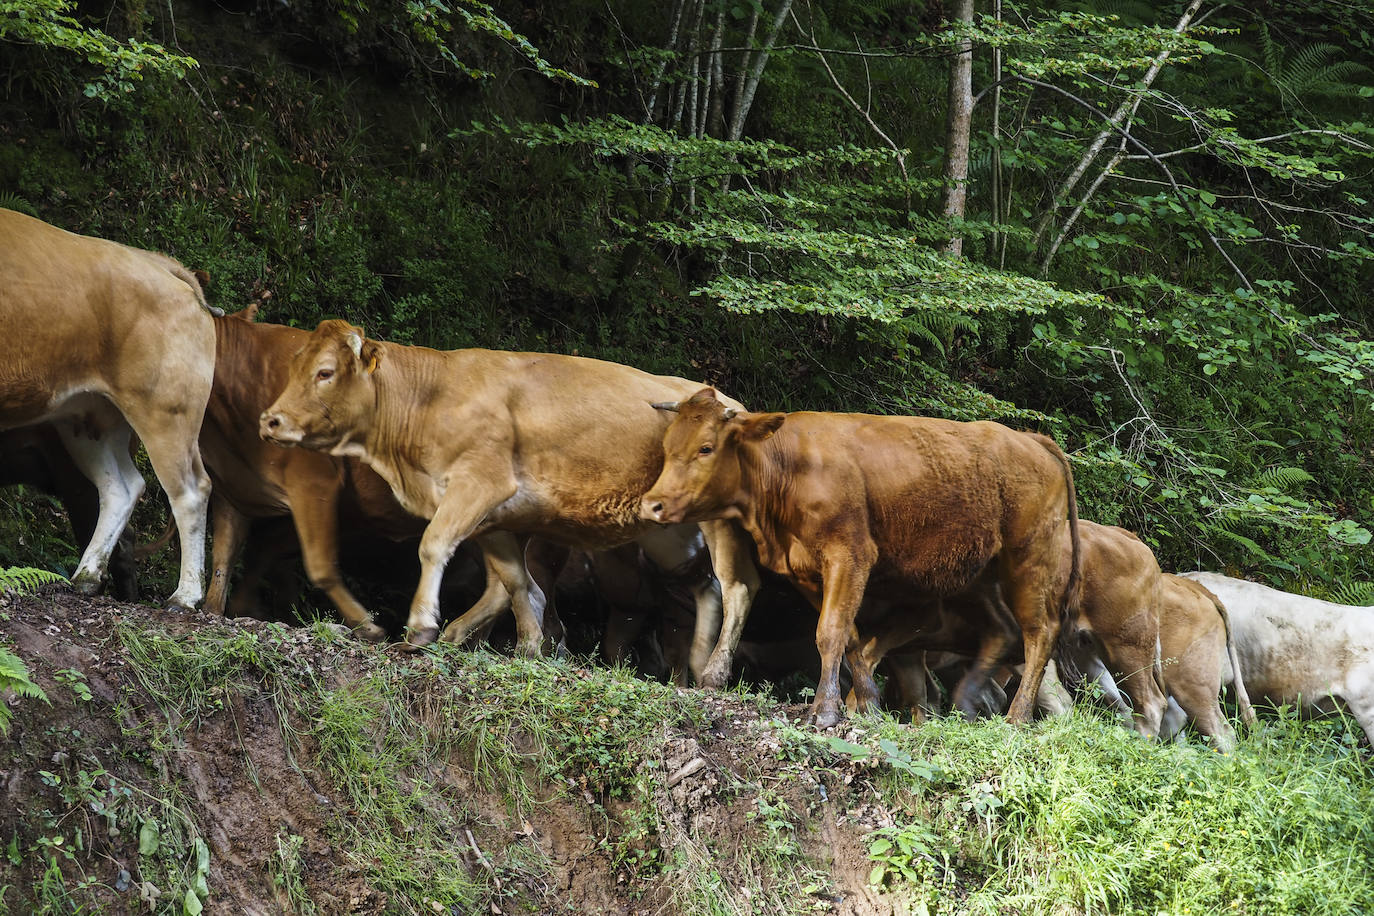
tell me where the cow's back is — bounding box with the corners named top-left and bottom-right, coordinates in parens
top-left (0, 208), bottom-right (213, 427)
top-left (762, 412), bottom-right (1072, 594)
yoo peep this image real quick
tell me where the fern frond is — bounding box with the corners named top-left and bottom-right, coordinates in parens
top-left (1248, 466), bottom-right (1314, 492)
top-left (1326, 581), bottom-right (1374, 607)
top-left (0, 566), bottom-right (68, 596)
top-left (1202, 524), bottom-right (1271, 561)
top-left (0, 192), bottom-right (37, 216)
top-left (0, 646), bottom-right (49, 736)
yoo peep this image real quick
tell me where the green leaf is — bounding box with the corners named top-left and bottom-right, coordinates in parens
top-left (138, 819), bottom-right (160, 856)
top-left (824, 736), bottom-right (871, 759)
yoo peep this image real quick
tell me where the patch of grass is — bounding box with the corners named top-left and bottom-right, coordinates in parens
top-left (273, 831), bottom-right (317, 915)
top-left (303, 671), bottom-right (483, 912)
top-left (840, 707), bottom-right (1374, 915)
top-left (116, 620), bottom-right (288, 728)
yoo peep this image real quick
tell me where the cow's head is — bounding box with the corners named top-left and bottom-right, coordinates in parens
top-left (260, 319), bottom-right (382, 453)
top-left (640, 388), bottom-right (784, 525)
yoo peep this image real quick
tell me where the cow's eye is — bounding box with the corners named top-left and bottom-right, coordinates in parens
top-left (698, 444), bottom-right (714, 456)
top-left (316, 368), bottom-right (334, 382)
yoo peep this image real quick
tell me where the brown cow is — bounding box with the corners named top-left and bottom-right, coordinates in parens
top-left (639, 388), bottom-right (1080, 727)
top-left (258, 320), bottom-right (759, 665)
top-left (0, 208), bottom-right (214, 608)
top-left (202, 309), bottom-right (423, 639)
top-left (1053, 521), bottom-right (1169, 737)
top-left (855, 522), bottom-right (1167, 735)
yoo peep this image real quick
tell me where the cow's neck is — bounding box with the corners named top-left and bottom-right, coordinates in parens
top-left (732, 433), bottom-right (801, 573)
top-left (347, 342), bottom-right (448, 513)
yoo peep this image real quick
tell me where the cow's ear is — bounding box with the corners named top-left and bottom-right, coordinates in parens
top-left (737, 412), bottom-right (785, 441)
top-left (361, 339), bottom-right (383, 375)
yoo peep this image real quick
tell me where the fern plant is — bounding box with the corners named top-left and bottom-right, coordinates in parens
top-left (0, 647), bottom-right (48, 736)
top-left (0, 566), bottom-right (63, 734)
top-left (1327, 581), bottom-right (1374, 607)
top-left (1257, 25), bottom-right (1373, 108)
top-left (0, 566), bottom-right (67, 595)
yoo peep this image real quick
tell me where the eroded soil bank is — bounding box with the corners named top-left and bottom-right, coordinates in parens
top-left (0, 589), bottom-right (913, 915)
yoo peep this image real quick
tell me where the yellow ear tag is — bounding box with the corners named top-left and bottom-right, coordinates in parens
top-left (366, 354), bottom-right (379, 375)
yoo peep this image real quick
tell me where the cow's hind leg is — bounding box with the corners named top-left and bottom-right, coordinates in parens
top-left (438, 532), bottom-right (545, 657)
top-left (204, 494), bottom-right (248, 617)
top-left (1000, 565), bottom-right (1063, 725)
top-left (117, 393), bottom-right (211, 611)
top-left (57, 410), bottom-right (144, 597)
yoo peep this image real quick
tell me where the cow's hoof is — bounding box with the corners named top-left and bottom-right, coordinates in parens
top-left (71, 573), bottom-right (102, 597)
top-left (353, 622), bottom-right (387, 644)
top-left (807, 703), bottom-right (844, 729)
top-left (697, 655), bottom-right (732, 690)
top-left (515, 638), bottom-right (544, 660)
top-left (396, 626), bottom-right (439, 652)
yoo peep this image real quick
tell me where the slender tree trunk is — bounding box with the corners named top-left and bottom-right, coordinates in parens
top-left (707, 7), bottom-right (727, 137)
top-left (991, 0), bottom-right (1004, 264)
top-left (1030, 0), bottom-right (1206, 252)
top-left (725, 0), bottom-right (794, 142)
top-left (940, 0), bottom-right (975, 257)
top-left (646, 0), bottom-right (688, 124)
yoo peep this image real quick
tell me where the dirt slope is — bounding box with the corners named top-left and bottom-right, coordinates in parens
top-left (0, 589), bottom-right (910, 916)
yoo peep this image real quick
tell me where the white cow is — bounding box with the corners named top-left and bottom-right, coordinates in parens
top-left (1181, 572), bottom-right (1374, 744)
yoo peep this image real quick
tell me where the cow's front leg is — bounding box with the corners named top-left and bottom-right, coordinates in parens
top-left (404, 468), bottom-right (517, 649)
top-left (696, 520), bottom-right (761, 688)
top-left (811, 546), bottom-right (876, 728)
top-left (286, 468), bottom-right (385, 643)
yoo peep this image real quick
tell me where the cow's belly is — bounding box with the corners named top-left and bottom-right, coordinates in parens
top-left (474, 484), bottom-right (651, 550)
top-left (1236, 618), bottom-right (1353, 707)
top-left (0, 377), bottom-right (91, 430)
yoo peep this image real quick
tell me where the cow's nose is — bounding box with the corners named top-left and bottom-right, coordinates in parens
top-left (641, 498), bottom-right (666, 522)
top-left (263, 414), bottom-right (280, 431)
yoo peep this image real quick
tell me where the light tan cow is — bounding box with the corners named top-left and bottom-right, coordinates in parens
top-left (258, 320), bottom-right (757, 671)
top-left (1154, 573), bottom-right (1255, 749)
top-left (0, 209), bottom-right (214, 608)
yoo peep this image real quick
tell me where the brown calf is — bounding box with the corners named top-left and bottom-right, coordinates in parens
top-left (640, 388), bottom-right (1080, 727)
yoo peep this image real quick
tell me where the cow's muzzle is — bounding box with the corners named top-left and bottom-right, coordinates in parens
top-left (640, 494), bottom-right (684, 525)
top-left (259, 410), bottom-right (303, 446)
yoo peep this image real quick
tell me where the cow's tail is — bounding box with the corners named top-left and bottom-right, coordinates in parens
top-left (1040, 435), bottom-right (1083, 625)
top-left (166, 260), bottom-right (223, 317)
top-left (1205, 584), bottom-right (1257, 728)
top-left (134, 514), bottom-right (177, 561)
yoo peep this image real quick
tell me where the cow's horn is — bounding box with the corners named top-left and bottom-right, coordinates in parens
top-left (345, 331), bottom-right (363, 358)
top-left (650, 400), bottom-right (681, 412)
top-left (722, 407), bottom-right (740, 420)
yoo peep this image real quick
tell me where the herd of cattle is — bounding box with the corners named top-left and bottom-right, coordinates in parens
top-left (4, 207), bottom-right (1373, 749)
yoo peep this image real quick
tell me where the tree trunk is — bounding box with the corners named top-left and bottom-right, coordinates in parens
top-left (1030, 0), bottom-right (1206, 253)
top-left (940, 0), bottom-right (975, 258)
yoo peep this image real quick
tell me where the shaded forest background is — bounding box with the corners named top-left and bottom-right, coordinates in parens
top-left (2, 0), bottom-right (1373, 597)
